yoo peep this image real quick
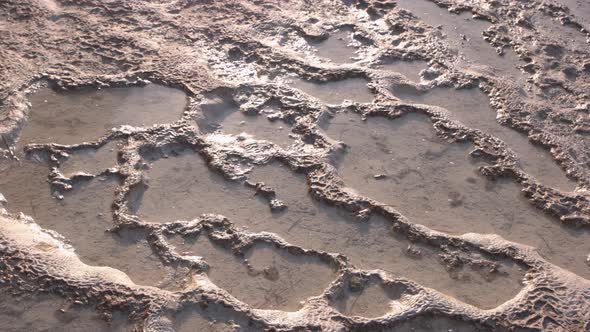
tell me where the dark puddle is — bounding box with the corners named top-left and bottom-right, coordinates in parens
top-left (59, 140), bottom-right (120, 177)
top-left (377, 60), bottom-right (428, 83)
top-left (0, 158), bottom-right (184, 289)
top-left (171, 237), bottom-right (336, 311)
top-left (19, 84), bottom-right (187, 148)
top-left (391, 85), bottom-right (576, 192)
top-left (308, 28), bottom-right (358, 64)
top-left (290, 77), bottom-right (374, 105)
top-left (396, 0), bottom-right (522, 77)
top-left (321, 111), bottom-right (590, 279)
top-left (130, 148), bottom-right (523, 309)
top-left (0, 289), bottom-right (131, 332)
top-left (332, 279), bottom-right (404, 318)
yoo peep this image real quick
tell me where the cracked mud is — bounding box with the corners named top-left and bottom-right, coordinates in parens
top-left (1, 0), bottom-right (590, 331)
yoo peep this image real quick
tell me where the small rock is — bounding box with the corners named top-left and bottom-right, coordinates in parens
top-left (253, 182), bottom-right (275, 198)
top-left (373, 174), bottom-right (387, 179)
top-left (269, 199), bottom-right (287, 212)
top-left (267, 112), bottom-right (282, 121)
top-left (406, 245), bottom-right (423, 258)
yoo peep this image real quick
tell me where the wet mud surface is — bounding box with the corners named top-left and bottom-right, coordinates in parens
top-left (377, 60), bottom-right (428, 83)
top-left (323, 111), bottom-right (590, 278)
top-left (171, 237), bottom-right (337, 311)
top-left (308, 28), bottom-right (359, 64)
top-left (290, 77), bottom-right (375, 105)
top-left (18, 84), bottom-right (187, 147)
top-left (0, 160), bottom-right (184, 289)
top-left (1, 0), bottom-right (590, 331)
top-left (59, 139), bottom-right (120, 177)
top-left (396, 0), bottom-right (523, 78)
top-left (390, 86), bottom-right (577, 191)
top-left (0, 289), bottom-right (132, 332)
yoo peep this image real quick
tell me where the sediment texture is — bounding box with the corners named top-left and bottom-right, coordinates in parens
top-left (1, 0), bottom-right (589, 331)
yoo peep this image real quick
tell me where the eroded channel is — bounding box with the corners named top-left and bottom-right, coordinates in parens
top-left (321, 111), bottom-right (590, 279)
top-left (130, 147), bottom-right (524, 309)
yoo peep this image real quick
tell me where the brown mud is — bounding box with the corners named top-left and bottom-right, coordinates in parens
top-left (377, 59), bottom-right (428, 83)
top-left (322, 111), bottom-right (590, 278)
top-left (396, 0), bottom-right (524, 78)
top-left (1, 0), bottom-right (590, 331)
top-left (17, 84), bottom-right (187, 148)
top-left (308, 28), bottom-right (359, 64)
top-left (389, 86), bottom-right (576, 192)
top-left (171, 237), bottom-right (337, 311)
top-left (290, 77), bottom-right (375, 105)
top-left (59, 139), bottom-right (120, 177)
top-left (0, 289), bottom-right (132, 332)
top-left (0, 159), bottom-right (185, 289)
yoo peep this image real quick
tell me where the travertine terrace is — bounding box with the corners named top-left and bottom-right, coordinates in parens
top-left (1, 0), bottom-right (590, 331)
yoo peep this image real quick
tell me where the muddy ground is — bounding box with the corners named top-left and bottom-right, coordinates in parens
top-left (0, 0), bottom-right (590, 331)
